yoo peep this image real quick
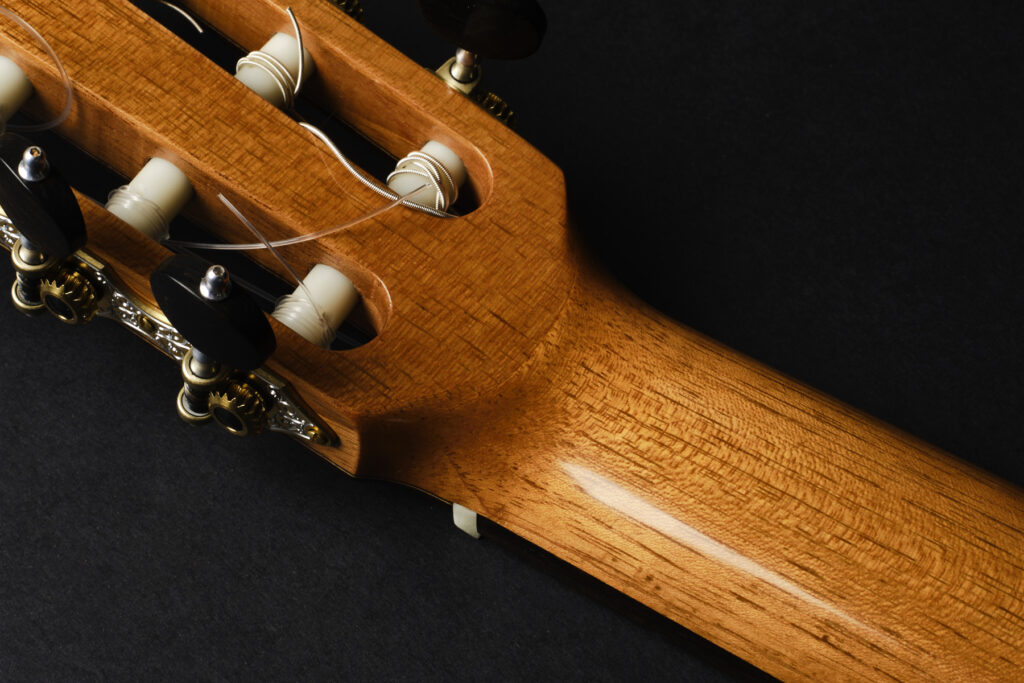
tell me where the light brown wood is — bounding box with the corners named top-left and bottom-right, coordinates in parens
top-left (1, 1), bottom-right (1023, 679)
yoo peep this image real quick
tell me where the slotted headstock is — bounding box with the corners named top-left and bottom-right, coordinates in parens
top-left (4, 4), bottom-right (1024, 681)
top-left (0, 0), bottom-right (572, 479)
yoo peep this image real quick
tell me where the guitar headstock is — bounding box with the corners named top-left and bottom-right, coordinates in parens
top-left (0, 0), bottom-right (571, 480)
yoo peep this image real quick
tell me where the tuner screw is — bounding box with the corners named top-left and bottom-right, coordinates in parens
top-left (17, 146), bottom-right (49, 182)
top-left (208, 380), bottom-right (268, 437)
top-left (199, 264), bottom-right (231, 302)
top-left (38, 268), bottom-right (99, 325)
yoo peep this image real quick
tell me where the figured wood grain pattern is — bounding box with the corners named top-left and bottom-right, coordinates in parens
top-left (1, 1), bottom-right (1023, 679)
top-left (362, 256), bottom-right (1024, 679)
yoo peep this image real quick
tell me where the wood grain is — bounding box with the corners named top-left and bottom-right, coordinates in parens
top-left (1, 1), bottom-right (1022, 679)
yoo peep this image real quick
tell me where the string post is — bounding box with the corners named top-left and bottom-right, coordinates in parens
top-left (106, 158), bottom-right (193, 242)
top-left (236, 32), bottom-right (314, 110)
top-left (273, 264), bottom-right (359, 348)
top-left (387, 140), bottom-right (467, 212)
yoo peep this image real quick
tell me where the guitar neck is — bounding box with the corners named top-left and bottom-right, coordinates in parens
top-left (370, 248), bottom-right (1024, 680)
top-left (1, 1), bottom-right (1021, 679)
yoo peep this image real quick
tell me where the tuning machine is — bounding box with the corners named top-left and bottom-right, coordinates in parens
top-left (420, 0), bottom-right (546, 127)
top-left (0, 132), bottom-right (97, 321)
top-left (150, 255), bottom-right (277, 434)
top-left (146, 255), bottom-right (334, 445)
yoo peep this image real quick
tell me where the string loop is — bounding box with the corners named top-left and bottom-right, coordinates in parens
top-left (387, 150), bottom-right (459, 212)
top-left (236, 50), bottom-right (298, 109)
top-left (235, 7), bottom-right (304, 110)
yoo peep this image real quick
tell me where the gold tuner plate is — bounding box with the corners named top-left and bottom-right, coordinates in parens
top-left (0, 212), bottom-right (340, 449)
top-left (435, 56), bottom-right (481, 96)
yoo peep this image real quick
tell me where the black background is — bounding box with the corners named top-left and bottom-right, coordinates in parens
top-left (2, 1), bottom-right (1023, 680)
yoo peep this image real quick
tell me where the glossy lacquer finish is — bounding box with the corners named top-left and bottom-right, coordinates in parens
top-left (1, 1), bottom-right (1023, 679)
top-left (360, 254), bottom-right (1024, 680)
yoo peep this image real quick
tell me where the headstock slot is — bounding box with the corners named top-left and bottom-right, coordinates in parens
top-left (128, 0), bottom-right (471, 216)
top-left (0, 0), bottom-right (573, 475)
top-left (0, 1), bottom-right (395, 335)
top-left (175, 0), bottom-right (496, 207)
top-left (7, 126), bottom-right (376, 349)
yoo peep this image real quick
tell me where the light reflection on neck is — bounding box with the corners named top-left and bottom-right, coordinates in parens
top-left (562, 462), bottom-right (868, 628)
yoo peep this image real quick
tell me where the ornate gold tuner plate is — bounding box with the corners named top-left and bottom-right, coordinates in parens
top-left (0, 209), bottom-right (338, 448)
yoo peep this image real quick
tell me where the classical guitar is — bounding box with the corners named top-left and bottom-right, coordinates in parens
top-left (1, 1), bottom-right (1022, 680)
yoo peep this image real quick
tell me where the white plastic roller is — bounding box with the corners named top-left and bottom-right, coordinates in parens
top-left (0, 56), bottom-right (32, 131)
top-left (387, 140), bottom-right (467, 211)
top-left (272, 264), bottom-right (360, 347)
top-left (105, 158), bottom-right (194, 241)
top-left (235, 33), bottom-right (315, 109)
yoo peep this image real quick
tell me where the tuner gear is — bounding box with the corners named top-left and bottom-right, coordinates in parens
top-left (38, 268), bottom-right (98, 325)
top-left (472, 90), bottom-right (517, 127)
top-left (208, 380), bottom-right (268, 437)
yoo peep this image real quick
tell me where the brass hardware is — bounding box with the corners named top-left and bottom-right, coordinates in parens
top-left (327, 0), bottom-right (363, 22)
top-left (176, 385), bottom-right (212, 425)
top-left (10, 280), bottom-right (44, 314)
top-left (208, 380), bottom-right (268, 437)
top-left (176, 348), bottom-right (231, 425)
top-left (10, 237), bottom-right (59, 315)
top-left (434, 59), bottom-right (517, 128)
top-left (10, 237), bottom-right (58, 275)
top-left (472, 90), bottom-right (517, 128)
top-left (302, 424), bottom-right (331, 446)
top-left (180, 348), bottom-right (230, 389)
top-left (38, 268), bottom-right (99, 325)
top-left (0, 211), bottom-right (340, 448)
top-left (435, 56), bottom-right (481, 96)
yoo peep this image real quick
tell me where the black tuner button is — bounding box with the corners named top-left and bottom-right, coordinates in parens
top-left (150, 254), bottom-right (276, 371)
top-left (0, 133), bottom-right (86, 260)
top-left (419, 0), bottom-right (547, 60)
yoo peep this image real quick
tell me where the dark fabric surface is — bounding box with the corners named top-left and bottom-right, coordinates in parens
top-left (2, 1), bottom-right (1023, 680)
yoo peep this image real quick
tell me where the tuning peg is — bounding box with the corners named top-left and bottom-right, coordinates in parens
top-left (150, 256), bottom-right (276, 430)
top-left (420, 0), bottom-right (545, 126)
top-left (0, 133), bottom-right (89, 315)
top-left (151, 256), bottom-right (275, 372)
top-left (419, 0), bottom-right (546, 61)
top-left (0, 134), bottom-right (86, 260)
